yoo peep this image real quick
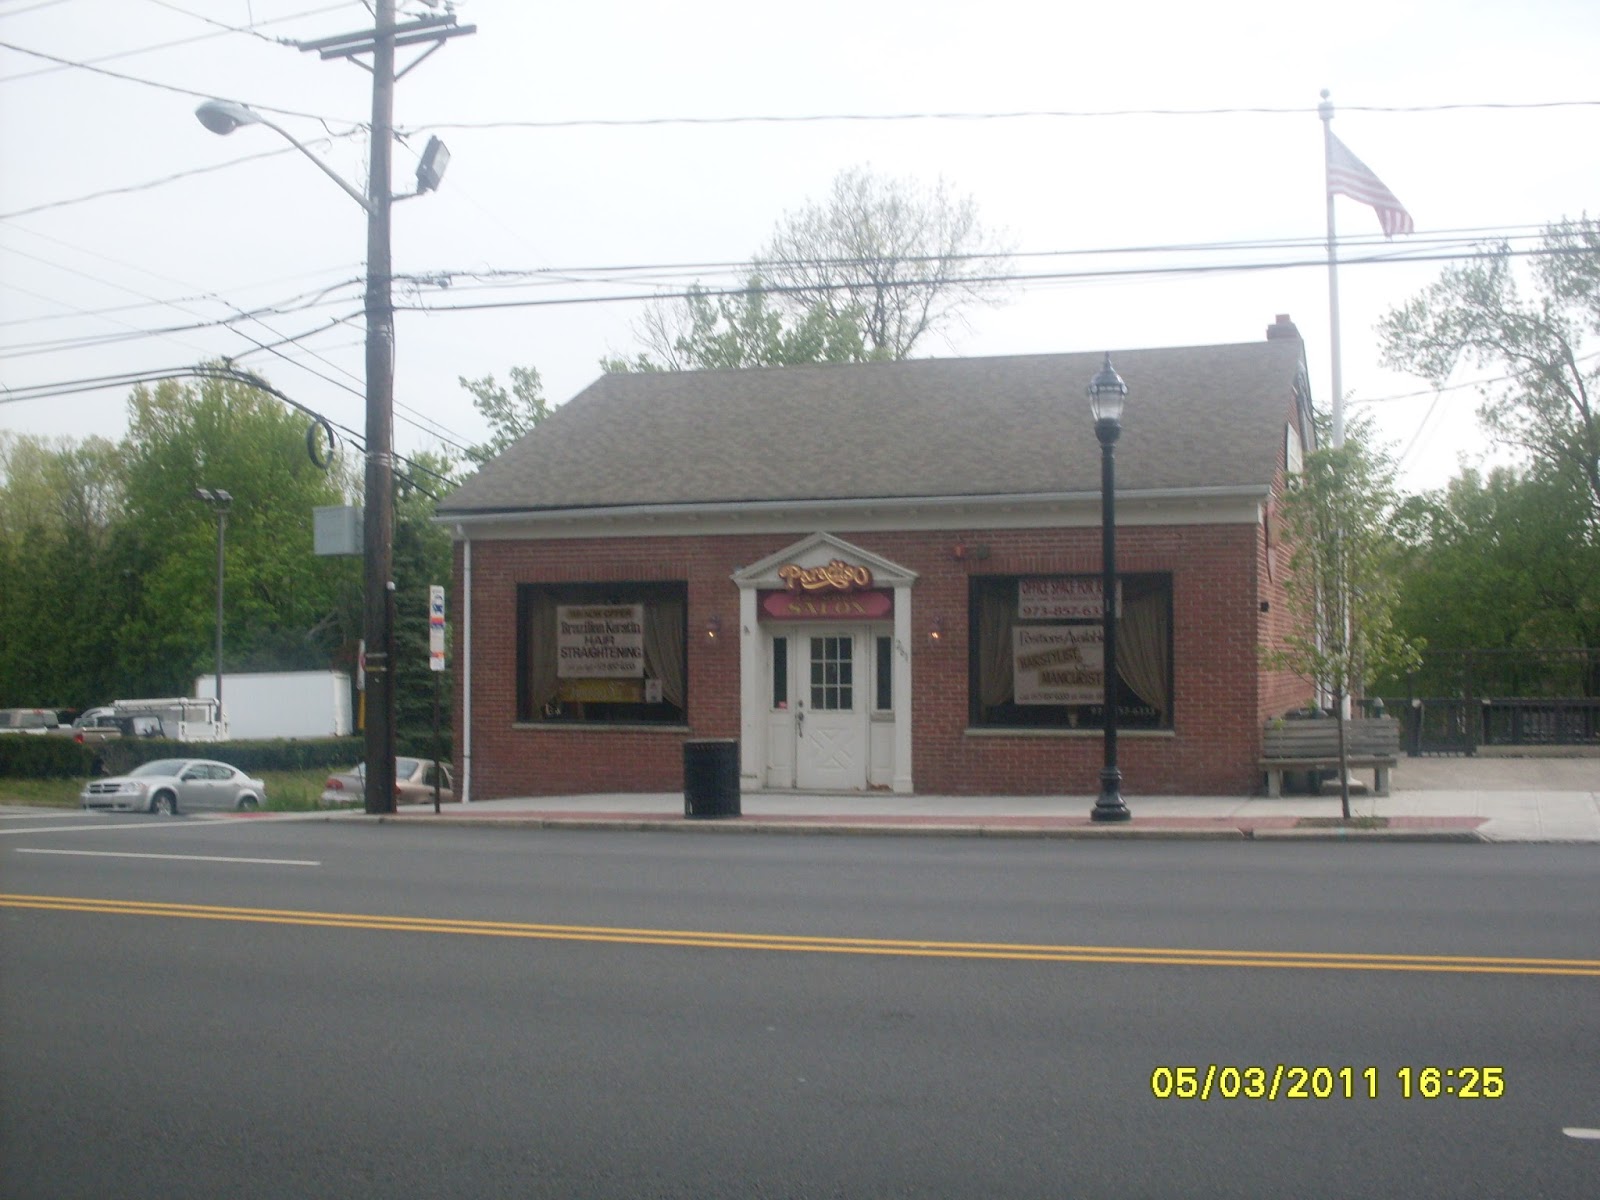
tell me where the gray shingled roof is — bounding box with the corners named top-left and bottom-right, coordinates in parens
top-left (438, 339), bottom-right (1307, 514)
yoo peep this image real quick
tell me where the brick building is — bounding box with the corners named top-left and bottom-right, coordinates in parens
top-left (437, 318), bottom-right (1316, 800)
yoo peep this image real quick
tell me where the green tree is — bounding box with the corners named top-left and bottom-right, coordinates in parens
top-left (0, 434), bottom-right (129, 708)
top-left (1389, 467), bottom-right (1600, 693)
top-left (1379, 215), bottom-right (1600, 530)
top-left (458, 366), bottom-right (551, 464)
top-left (605, 166), bottom-right (1011, 373)
top-left (390, 449), bottom-right (456, 740)
top-left (115, 374), bottom-right (357, 696)
top-left (1263, 422), bottom-right (1422, 817)
top-left (760, 165), bottom-right (1012, 359)
top-left (601, 278), bottom-right (869, 374)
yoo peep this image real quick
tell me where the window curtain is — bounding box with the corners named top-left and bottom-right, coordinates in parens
top-left (1116, 585), bottom-right (1169, 722)
top-left (977, 586), bottom-right (1015, 708)
top-left (643, 596), bottom-right (686, 709)
top-left (525, 592), bottom-right (559, 714)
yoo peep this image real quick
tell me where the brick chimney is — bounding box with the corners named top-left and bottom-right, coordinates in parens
top-left (1267, 314), bottom-right (1301, 341)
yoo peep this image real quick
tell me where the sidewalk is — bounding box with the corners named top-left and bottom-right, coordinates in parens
top-left (376, 758), bottom-right (1600, 843)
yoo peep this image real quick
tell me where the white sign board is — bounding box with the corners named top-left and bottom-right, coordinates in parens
top-left (1013, 625), bottom-right (1103, 705)
top-left (429, 585), bottom-right (446, 672)
top-left (557, 605), bottom-right (645, 678)
top-left (1018, 578), bottom-right (1120, 620)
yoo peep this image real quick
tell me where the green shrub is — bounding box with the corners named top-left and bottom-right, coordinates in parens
top-left (0, 736), bottom-right (95, 779)
top-left (2, 733), bottom-right (448, 780)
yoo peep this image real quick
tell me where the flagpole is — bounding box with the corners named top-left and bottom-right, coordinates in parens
top-left (1319, 88), bottom-right (1344, 448)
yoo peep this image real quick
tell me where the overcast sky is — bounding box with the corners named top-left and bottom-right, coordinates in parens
top-left (2, 0), bottom-right (1597, 496)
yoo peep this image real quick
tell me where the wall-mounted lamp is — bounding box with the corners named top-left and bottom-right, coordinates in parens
top-left (928, 617), bottom-right (943, 643)
top-left (706, 614), bottom-right (722, 640)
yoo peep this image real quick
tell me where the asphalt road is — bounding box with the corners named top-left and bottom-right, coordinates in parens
top-left (2, 814), bottom-right (1597, 1199)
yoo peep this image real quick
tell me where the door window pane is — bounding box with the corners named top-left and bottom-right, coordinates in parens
top-left (772, 637), bottom-right (788, 709)
top-left (810, 636), bottom-right (853, 711)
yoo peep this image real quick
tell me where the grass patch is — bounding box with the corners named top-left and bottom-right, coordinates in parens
top-left (0, 766), bottom-right (342, 812)
top-left (0, 776), bottom-right (79, 807)
top-left (1295, 816), bottom-right (1390, 829)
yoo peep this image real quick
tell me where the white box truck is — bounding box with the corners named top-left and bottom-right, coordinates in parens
top-left (194, 671), bottom-right (354, 741)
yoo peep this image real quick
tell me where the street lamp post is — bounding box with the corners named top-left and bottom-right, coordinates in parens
top-left (194, 488), bottom-right (232, 717)
top-left (1088, 354), bottom-right (1132, 823)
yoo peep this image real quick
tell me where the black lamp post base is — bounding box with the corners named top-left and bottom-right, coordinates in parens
top-left (1091, 767), bottom-right (1132, 822)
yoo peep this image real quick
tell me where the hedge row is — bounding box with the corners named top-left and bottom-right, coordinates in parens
top-left (1, 732), bottom-right (454, 780)
top-left (0, 736), bottom-right (92, 779)
top-left (0, 739), bottom-right (457, 784)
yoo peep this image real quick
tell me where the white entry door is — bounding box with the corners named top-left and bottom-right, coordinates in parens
top-left (795, 630), bottom-right (867, 790)
top-left (764, 626), bottom-right (873, 791)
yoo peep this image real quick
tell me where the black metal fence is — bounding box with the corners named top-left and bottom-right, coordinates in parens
top-left (1378, 648), bottom-right (1600, 754)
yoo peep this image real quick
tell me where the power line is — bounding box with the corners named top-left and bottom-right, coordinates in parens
top-left (139, 0), bottom-right (362, 46)
top-left (0, 364), bottom-right (459, 495)
top-left (0, 269), bottom-right (364, 329)
top-left (0, 36), bottom-right (362, 124)
top-left (391, 242), bottom-right (1576, 318)
top-left (407, 98), bottom-right (1600, 135)
top-left (0, 0), bottom-right (73, 17)
top-left (2, 224), bottom-right (1566, 358)
top-left (0, 136), bottom-right (360, 221)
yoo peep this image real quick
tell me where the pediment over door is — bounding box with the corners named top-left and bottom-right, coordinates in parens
top-left (731, 532), bottom-right (919, 590)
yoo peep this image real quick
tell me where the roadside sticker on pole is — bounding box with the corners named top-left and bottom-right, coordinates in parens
top-left (429, 585), bottom-right (446, 672)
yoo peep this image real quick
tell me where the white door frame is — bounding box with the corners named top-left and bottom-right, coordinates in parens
top-left (766, 624), bottom-right (891, 791)
top-left (734, 533), bottom-right (918, 794)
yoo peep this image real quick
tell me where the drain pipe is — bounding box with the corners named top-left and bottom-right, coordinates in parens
top-left (458, 525), bottom-right (472, 804)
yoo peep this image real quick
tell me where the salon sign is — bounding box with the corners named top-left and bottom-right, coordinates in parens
top-left (778, 560), bottom-right (874, 592)
top-left (557, 604), bottom-right (644, 678)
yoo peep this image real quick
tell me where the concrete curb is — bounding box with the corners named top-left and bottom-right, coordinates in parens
top-left (371, 814), bottom-right (1488, 842)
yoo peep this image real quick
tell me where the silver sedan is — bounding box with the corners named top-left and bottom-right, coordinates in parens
top-left (80, 758), bottom-right (267, 814)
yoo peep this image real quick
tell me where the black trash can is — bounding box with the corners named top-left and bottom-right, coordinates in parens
top-left (684, 739), bottom-right (741, 819)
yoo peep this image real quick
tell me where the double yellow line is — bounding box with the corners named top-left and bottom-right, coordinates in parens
top-left (5, 893), bottom-right (1599, 976)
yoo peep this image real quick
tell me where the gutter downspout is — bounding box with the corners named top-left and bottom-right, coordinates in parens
top-left (458, 526), bottom-right (472, 804)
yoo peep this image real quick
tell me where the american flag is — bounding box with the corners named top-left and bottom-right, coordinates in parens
top-left (1326, 133), bottom-right (1414, 238)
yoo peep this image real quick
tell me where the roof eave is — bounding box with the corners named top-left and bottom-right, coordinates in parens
top-left (434, 485), bottom-right (1271, 540)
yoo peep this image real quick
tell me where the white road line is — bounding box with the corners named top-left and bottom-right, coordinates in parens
top-left (0, 815), bottom-right (252, 835)
top-left (1564, 1127), bottom-right (1600, 1140)
top-left (15, 848), bottom-right (321, 867)
top-left (0, 811), bottom-right (98, 821)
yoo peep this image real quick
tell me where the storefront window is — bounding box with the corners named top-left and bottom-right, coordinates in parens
top-left (517, 582), bottom-right (687, 724)
top-left (968, 574), bottom-right (1172, 730)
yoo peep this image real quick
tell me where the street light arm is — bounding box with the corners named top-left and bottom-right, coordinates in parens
top-left (194, 100), bottom-right (372, 214)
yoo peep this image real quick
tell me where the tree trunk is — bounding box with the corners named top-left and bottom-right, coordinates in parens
top-left (1334, 692), bottom-right (1352, 820)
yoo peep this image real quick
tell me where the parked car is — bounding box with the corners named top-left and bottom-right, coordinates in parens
top-left (80, 758), bottom-right (267, 815)
top-left (320, 757), bottom-right (454, 807)
top-left (0, 708), bottom-right (60, 734)
top-left (60, 708), bottom-right (164, 744)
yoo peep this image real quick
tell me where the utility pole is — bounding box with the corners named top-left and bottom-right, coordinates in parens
top-left (363, 0), bottom-right (398, 816)
top-left (295, 2), bottom-right (474, 815)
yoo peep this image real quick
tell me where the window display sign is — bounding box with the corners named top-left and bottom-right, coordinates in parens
top-left (1013, 625), bottom-right (1103, 705)
top-left (1018, 577), bottom-right (1120, 620)
top-left (558, 677), bottom-right (645, 702)
top-left (557, 604), bottom-right (644, 678)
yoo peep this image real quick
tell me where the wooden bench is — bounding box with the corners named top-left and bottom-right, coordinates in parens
top-left (1259, 716), bottom-right (1400, 798)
